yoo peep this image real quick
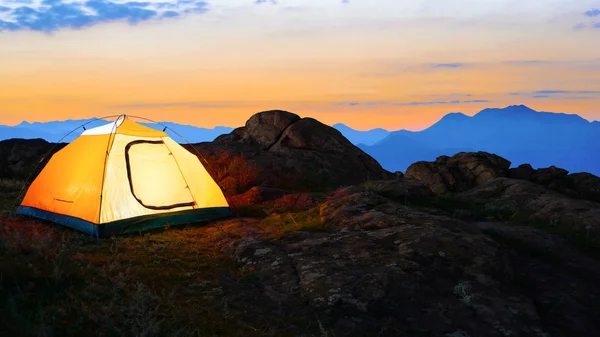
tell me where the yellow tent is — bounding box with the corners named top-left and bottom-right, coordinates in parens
top-left (17, 116), bottom-right (231, 237)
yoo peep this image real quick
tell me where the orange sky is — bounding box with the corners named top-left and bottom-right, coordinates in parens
top-left (0, 0), bottom-right (599, 131)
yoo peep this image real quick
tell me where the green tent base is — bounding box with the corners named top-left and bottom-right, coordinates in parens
top-left (16, 206), bottom-right (232, 237)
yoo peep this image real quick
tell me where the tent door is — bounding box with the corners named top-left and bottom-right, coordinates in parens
top-left (125, 140), bottom-right (196, 210)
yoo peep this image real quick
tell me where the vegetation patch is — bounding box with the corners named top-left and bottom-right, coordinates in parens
top-left (258, 208), bottom-right (332, 239)
top-left (0, 214), bottom-right (319, 337)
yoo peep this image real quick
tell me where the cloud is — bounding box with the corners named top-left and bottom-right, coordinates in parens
top-left (430, 63), bottom-right (466, 68)
top-left (534, 90), bottom-right (600, 94)
top-left (510, 90), bottom-right (600, 99)
top-left (576, 8), bottom-right (600, 29)
top-left (0, 0), bottom-right (208, 32)
top-left (337, 99), bottom-right (491, 107)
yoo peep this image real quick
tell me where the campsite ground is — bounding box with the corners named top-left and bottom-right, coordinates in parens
top-left (0, 179), bottom-right (331, 337)
top-left (2, 176), bottom-right (600, 336)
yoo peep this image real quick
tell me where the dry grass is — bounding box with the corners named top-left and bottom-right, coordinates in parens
top-left (0, 215), bottom-right (322, 337)
top-left (0, 176), bottom-right (326, 337)
top-left (258, 208), bottom-right (332, 239)
top-left (0, 179), bottom-right (26, 216)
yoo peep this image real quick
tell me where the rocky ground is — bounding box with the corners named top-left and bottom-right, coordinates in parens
top-left (1, 110), bottom-right (599, 337)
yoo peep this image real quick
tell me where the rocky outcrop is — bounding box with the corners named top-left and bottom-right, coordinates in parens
top-left (406, 152), bottom-right (600, 204)
top-left (227, 184), bottom-right (600, 337)
top-left (458, 177), bottom-right (600, 234)
top-left (193, 110), bottom-right (393, 196)
top-left (509, 164), bottom-right (600, 203)
top-left (405, 152), bottom-right (511, 194)
top-left (0, 138), bottom-right (66, 180)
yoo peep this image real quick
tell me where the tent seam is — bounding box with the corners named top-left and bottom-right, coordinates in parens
top-left (161, 138), bottom-right (198, 208)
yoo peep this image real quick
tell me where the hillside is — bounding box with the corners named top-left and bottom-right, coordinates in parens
top-left (1, 110), bottom-right (600, 336)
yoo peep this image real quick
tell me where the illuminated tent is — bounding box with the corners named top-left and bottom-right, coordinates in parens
top-left (16, 116), bottom-right (231, 237)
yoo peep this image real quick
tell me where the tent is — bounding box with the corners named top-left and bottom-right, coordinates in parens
top-left (16, 116), bottom-right (231, 237)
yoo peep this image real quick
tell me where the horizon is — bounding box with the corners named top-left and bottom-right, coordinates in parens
top-left (2, 104), bottom-right (599, 132)
top-left (1, 1), bottom-right (599, 130)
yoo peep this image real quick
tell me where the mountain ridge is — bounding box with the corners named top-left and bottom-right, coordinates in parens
top-left (362, 104), bottom-right (600, 175)
top-left (2, 104), bottom-right (598, 175)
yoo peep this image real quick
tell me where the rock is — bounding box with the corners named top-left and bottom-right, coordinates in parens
top-left (193, 110), bottom-right (392, 196)
top-left (531, 166), bottom-right (569, 184)
top-left (507, 164), bottom-right (600, 204)
top-left (227, 188), bottom-right (563, 336)
top-left (362, 178), bottom-right (433, 200)
top-left (229, 186), bottom-right (293, 207)
top-left (458, 177), bottom-right (600, 234)
top-left (569, 172), bottom-right (600, 203)
top-left (244, 110), bottom-right (301, 149)
top-left (320, 185), bottom-right (444, 231)
top-left (0, 138), bottom-right (66, 180)
top-left (229, 238), bottom-right (300, 303)
top-left (475, 222), bottom-right (600, 336)
top-left (405, 152), bottom-right (511, 194)
top-left (508, 164), bottom-right (535, 180)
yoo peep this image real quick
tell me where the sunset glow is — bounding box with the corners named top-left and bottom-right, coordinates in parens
top-left (1, 0), bottom-right (599, 130)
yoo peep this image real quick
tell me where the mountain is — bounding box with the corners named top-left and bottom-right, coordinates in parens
top-left (331, 123), bottom-right (390, 146)
top-left (0, 118), bottom-right (235, 143)
top-left (361, 104), bottom-right (600, 175)
top-left (0, 118), bottom-right (388, 146)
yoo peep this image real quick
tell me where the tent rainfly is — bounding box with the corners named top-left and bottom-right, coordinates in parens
top-left (17, 116), bottom-right (231, 237)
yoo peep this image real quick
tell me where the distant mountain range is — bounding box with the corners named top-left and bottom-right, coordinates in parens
top-left (0, 118), bottom-right (391, 145)
top-left (0, 119), bottom-right (234, 144)
top-left (358, 105), bottom-right (600, 176)
top-left (1, 105), bottom-right (598, 175)
top-left (331, 123), bottom-right (390, 146)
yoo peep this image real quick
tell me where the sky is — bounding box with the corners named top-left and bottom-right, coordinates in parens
top-left (0, 0), bottom-right (599, 131)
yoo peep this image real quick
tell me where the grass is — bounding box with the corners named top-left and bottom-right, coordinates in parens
top-left (0, 179), bottom-right (26, 216)
top-left (258, 208), bottom-right (332, 239)
top-left (0, 215), bottom-right (321, 337)
top-left (0, 174), bottom-right (328, 337)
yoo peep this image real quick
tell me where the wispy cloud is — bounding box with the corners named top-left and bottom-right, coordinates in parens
top-left (430, 63), bottom-right (466, 68)
top-left (584, 9), bottom-right (600, 17)
top-left (535, 90), bottom-right (600, 95)
top-left (0, 0), bottom-right (209, 32)
top-left (510, 90), bottom-right (600, 99)
top-left (337, 99), bottom-right (491, 107)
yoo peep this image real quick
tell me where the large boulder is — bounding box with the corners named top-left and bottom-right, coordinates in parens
top-left (193, 110), bottom-right (393, 196)
top-left (405, 152), bottom-right (511, 194)
top-left (244, 110), bottom-right (301, 149)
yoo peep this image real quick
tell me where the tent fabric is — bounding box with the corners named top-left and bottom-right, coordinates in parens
top-left (17, 117), bottom-right (231, 237)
